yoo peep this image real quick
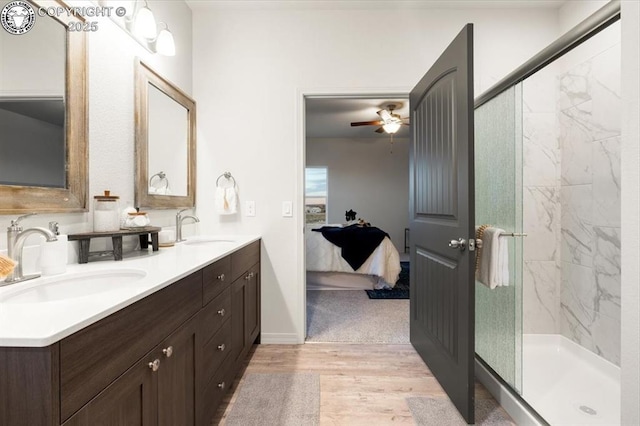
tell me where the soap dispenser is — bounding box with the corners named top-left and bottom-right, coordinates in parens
top-left (39, 222), bottom-right (68, 276)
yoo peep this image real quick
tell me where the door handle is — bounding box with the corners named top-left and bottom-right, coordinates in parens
top-left (448, 238), bottom-right (466, 251)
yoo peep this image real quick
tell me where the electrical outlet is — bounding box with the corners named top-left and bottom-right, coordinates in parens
top-left (282, 201), bottom-right (293, 217)
top-left (245, 201), bottom-right (256, 217)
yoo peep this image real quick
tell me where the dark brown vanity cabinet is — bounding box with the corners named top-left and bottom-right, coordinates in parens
top-left (0, 240), bottom-right (261, 426)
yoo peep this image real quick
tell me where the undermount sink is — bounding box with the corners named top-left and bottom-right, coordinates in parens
top-left (0, 269), bottom-right (147, 304)
top-left (184, 237), bottom-right (236, 246)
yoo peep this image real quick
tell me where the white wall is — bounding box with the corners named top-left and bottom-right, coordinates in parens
top-left (0, 0), bottom-right (193, 251)
top-left (306, 137), bottom-right (409, 251)
top-left (191, 4), bottom-right (561, 343)
top-left (620, 0), bottom-right (640, 423)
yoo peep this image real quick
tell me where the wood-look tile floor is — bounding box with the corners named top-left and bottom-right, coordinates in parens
top-left (212, 343), bottom-right (513, 425)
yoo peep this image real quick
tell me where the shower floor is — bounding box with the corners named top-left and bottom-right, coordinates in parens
top-left (522, 334), bottom-right (620, 425)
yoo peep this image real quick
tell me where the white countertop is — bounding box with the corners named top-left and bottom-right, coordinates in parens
top-left (0, 235), bottom-right (260, 347)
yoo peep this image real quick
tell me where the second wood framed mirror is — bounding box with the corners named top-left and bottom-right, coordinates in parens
top-left (134, 59), bottom-right (196, 209)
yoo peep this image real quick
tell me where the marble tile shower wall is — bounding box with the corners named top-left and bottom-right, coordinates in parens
top-left (523, 64), bottom-right (562, 336)
top-left (522, 29), bottom-right (621, 366)
top-left (558, 41), bottom-right (621, 366)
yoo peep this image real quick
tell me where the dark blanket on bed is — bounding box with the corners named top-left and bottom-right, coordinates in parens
top-left (312, 225), bottom-right (389, 271)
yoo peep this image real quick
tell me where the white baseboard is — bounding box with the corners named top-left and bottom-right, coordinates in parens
top-left (260, 333), bottom-right (302, 344)
top-left (475, 358), bottom-right (545, 426)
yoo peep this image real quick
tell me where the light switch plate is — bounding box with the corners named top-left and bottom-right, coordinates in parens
top-left (282, 201), bottom-right (293, 217)
top-left (245, 201), bottom-right (256, 217)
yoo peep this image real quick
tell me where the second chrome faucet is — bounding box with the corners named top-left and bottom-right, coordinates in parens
top-left (176, 209), bottom-right (199, 243)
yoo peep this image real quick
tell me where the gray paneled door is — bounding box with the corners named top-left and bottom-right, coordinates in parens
top-left (409, 24), bottom-right (475, 424)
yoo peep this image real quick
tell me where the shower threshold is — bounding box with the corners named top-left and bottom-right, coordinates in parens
top-left (522, 334), bottom-right (620, 425)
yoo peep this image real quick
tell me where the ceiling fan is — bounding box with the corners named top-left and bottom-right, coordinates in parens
top-left (350, 103), bottom-right (409, 134)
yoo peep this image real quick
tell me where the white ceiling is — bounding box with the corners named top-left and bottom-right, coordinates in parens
top-left (305, 97), bottom-right (410, 139)
top-left (187, 0), bottom-right (566, 11)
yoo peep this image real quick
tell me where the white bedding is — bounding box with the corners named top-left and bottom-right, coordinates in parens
top-left (305, 226), bottom-right (401, 289)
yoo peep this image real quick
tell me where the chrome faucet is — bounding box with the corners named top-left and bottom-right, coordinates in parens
top-left (176, 208), bottom-right (200, 243)
top-left (3, 213), bottom-right (58, 285)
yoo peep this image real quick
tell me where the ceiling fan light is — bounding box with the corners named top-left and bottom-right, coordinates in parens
top-left (383, 121), bottom-right (401, 134)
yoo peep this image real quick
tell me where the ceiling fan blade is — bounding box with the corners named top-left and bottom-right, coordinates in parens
top-left (375, 127), bottom-right (385, 133)
top-left (351, 120), bottom-right (383, 127)
top-left (377, 109), bottom-right (392, 121)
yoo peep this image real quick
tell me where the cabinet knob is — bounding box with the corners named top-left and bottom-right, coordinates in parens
top-left (217, 343), bottom-right (226, 352)
top-left (162, 346), bottom-right (173, 358)
top-left (148, 359), bottom-right (160, 372)
top-left (217, 273), bottom-right (225, 281)
top-left (245, 272), bottom-right (254, 280)
top-left (217, 308), bottom-right (226, 316)
top-left (218, 381), bottom-right (225, 390)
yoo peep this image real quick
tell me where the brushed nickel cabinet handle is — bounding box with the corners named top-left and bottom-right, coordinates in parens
top-left (148, 359), bottom-right (160, 372)
top-left (217, 273), bottom-right (225, 281)
top-left (162, 346), bottom-right (173, 358)
top-left (218, 381), bottom-right (225, 390)
top-left (217, 308), bottom-right (225, 316)
top-left (217, 343), bottom-right (226, 352)
top-left (245, 272), bottom-right (254, 280)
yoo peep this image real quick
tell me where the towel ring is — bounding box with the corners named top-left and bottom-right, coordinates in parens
top-left (149, 171), bottom-right (170, 193)
top-left (216, 172), bottom-right (236, 188)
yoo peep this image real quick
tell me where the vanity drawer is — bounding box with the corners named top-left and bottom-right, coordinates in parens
top-left (200, 355), bottom-right (236, 426)
top-left (230, 241), bottom-right (260, 282)
top-left (203, 256), bottom-right (231, 305)
top-left (200, 287), bottom-right (231, 345)
top-left (202, 319), bottom-right (232, 385)
top-left (59, 270), bottom-right (203, 422)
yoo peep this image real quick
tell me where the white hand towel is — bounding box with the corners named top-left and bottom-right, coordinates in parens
top-left (477, 226), bottom-right (509, 289)
top-left (215, 186), bottom-right (238, 215)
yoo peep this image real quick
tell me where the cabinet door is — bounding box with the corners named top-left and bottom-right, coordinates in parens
top-left (230, 276), bottom-right (246, 365)
top-left (63, 355), bottom-right (157, 426)
top-left (244, 264), bottom-right (260, 347)
top-left (158, 315), bottom-right (197, 426)
top-left (230, 263), bottom-right (261, 365)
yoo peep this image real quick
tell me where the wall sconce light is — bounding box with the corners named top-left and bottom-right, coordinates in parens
top-left (102, 0), bottom-right (176, 57)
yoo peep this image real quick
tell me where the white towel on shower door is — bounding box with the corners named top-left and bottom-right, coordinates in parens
top-left (477, 226), bottom-right (509, 289)
top-left (215, 187), bottom-right (238, 215)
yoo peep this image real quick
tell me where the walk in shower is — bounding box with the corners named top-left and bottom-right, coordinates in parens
top-left (475, 4), bottom-right (621, 425)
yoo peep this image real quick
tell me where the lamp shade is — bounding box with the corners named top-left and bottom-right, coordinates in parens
top-left (156, 27), bottom-right (176, 56)
top-left (134, 5), bottom-right (156, 39)
top-left (382, 120), bottom-right (401, 134)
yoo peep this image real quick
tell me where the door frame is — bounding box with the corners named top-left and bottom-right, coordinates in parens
top-left (295, 88), bottom-right (410, 343)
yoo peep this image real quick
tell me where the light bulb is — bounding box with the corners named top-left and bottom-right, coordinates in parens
top-left (156, 27), bottom-right (176, 56)
top-left (134, 6), bottom-right (156, 39)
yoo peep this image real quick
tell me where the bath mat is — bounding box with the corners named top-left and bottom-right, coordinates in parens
top-left (225, 372), bottom-right (320, 426)
top-left (407, 396), bottom-right (514, 425)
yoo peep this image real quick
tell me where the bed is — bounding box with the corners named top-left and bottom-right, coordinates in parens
top-left (305, 224), bottom-right (401, 290)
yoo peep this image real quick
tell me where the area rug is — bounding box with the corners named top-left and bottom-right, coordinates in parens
top-left (406, 396), bottom-right (515, 425)
top-left (225, 372), bottom-right (320, 426)
top-left (306, 290), bottom-right (409, 343)
top-left (365, 261), bottom-right (409, 299)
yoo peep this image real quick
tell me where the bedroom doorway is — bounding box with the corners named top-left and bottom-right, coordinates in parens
top-left (303, 95), bottom-right (411, 345)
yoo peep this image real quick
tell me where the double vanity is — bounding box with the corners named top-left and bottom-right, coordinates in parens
top-left (0, 236), bottom-right (261, 426)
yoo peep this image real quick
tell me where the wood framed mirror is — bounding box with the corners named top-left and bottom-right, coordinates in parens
top-left (0, 0), bottom-right (88, 214)
top-left (134, 59), bottom-right (196, 209)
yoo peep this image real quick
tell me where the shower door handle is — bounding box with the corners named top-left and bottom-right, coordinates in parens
top-left (448, 238), bottom-right (466, 251)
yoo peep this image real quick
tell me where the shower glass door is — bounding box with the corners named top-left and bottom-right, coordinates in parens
top-left (474, 84), bottom-right (524, 393)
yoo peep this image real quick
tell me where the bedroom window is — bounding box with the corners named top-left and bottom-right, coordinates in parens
top-left (305, 167), bottom-right (327, 224)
